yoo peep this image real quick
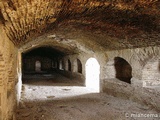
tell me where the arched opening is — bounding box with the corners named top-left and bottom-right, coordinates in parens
top-left (35, 60), bottom-right (41, 72)
top-left (52, 60), bottom-right (57, 68)
top-left (59, 60), bottom-right (63, 70)
top-left (142, 58), bottom-right (160, 87)
top-left (59, 60), bottom-right (65, 70)
top-left (68, 59), bottom-right (71, 71)
top-left (85, 58), bottom-right (100, 92)
top-left (114, 57), bottom-right (132, 84)
top-left (77, 59), bottom-right (82, 73)
top-left (22, 46), bottom-right (65, 82)
top-left (62, 60), bottom-right (65, 70)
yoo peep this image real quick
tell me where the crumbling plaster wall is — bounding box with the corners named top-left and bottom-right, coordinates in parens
top-left (0, 24), bottom-right (18, 120)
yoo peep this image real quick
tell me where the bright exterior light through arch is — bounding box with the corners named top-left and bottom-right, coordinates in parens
top-left (35, 60), bottom-right (41, 72)
top-left (85, 58), bottom-right (100, 92)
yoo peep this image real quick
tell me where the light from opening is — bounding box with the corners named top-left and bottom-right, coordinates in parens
top-left (35, 61), bottom-right (41, 72)
top-left (85, 58), bottom-right (100, 92)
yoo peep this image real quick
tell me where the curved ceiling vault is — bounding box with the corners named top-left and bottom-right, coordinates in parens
top-left (0, 0), bottom-right (160, 53)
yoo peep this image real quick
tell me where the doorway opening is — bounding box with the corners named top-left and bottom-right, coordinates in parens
top-left (85, 58), bottom-right (100, 92)
top-left (68, 59), bottom-right (71, 71)
top-left (22, 46), bottom-right (66, 83)
top-left (35, 61), bottom-right (41, 72)
top-left (77, 59), bottom-right (82, 74)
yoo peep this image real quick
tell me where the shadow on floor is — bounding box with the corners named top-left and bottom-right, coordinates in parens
top-left (22, 72), bottom-right (84, 86)
top-left (16, 92), bottom-right (158, 120)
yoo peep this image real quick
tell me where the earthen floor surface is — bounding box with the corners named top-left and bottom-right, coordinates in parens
top-left (16, 73), bottom-right (159, 120)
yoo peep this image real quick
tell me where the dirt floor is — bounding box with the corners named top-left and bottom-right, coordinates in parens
top-left (16, 72), bottom-right (159, 120)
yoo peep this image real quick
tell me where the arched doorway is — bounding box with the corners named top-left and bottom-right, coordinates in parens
top-left (59, 60), bottom-right (65, 70)
top-left (59, 60), bottom-right (63, 70)
top-left (68, 59), bottom-right (71, 71)
top-left (114, 57), bottom-right (132, 84)
top-left (35, 61), bottom-right (41, 72)
top-left (77, 59), bottom-right (82, 73)
top-left (85, 58), bottom-right (100, 92)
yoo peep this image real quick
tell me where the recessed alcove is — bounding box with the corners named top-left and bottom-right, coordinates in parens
top-left (114, 57), bottom-right (132, 84)
top-left (22, 46), bottom-right (65, 82)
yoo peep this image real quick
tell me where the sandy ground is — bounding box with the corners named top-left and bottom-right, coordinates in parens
top-left (16, 73), bottom-right (159, 120)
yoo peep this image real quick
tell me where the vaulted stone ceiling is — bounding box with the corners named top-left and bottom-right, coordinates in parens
top-left (0, 0), bottom-right (160, 53)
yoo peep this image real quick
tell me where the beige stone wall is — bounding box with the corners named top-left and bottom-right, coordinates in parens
top-left (17, 30), bottom-right (160, 113)
top-left (23, 56), bottom-right (52, 72)
top-left (102, 46), bottom-right (160, 111)
top-left (60, 46), bottom-right (160, 111)
top-left (102, 46), bottom-right (160, 86)
top-left (0, 24), bottom-right (18, 120)
top-left (59, 52), bottom-right (106, 92)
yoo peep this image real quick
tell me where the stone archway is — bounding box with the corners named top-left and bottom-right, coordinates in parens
top-left (114, 57), bottom-right (132, 84)
top-left (142, 57), bottom-right (160, 87)
top-left (105, 57), bottom-right (132, 84)
top-left (59, 59), bottom-right (65, 70)
top-left (85, 58), bottom-right (100, 92)
top-left (59, 60), bottom-right (63, 70)
top-left (68, 59), bottom-right (71, 71)
top-left (35, 60), bottom-right (41, 72)
top-left (77, 59), bottom-right (82, 74)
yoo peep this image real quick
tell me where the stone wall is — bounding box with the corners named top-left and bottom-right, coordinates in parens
top-left (102, 46), bottom-right (160, 111)
top-left (142, 57), bottom-right (160, 86)
top-left (102, 46), bottom-right (160, 86)
top-left (17, 33), bottom-right (160, 113)
top-left (58, 52), bottom-right (106, 92)
top-left (23, 56), bottom-right (52, 72)
top-left (61, 46), bottom-right (160, 111)
top-left (0, 24), bottom-right (18, 120)
top-left (56, 54), bottom-right (87, 85)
